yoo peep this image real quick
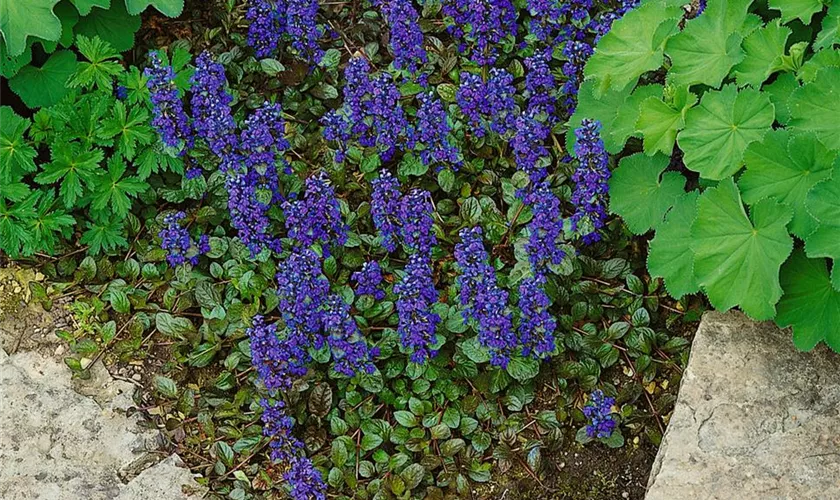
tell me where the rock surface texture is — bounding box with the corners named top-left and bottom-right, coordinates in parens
top-left (0, 281), bottom-right (206, 500)
top-left (646, 311), bottom-right (840, 500)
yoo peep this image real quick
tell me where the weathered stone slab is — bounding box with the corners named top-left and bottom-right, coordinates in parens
top-left (646, 311), bottom-right (840, 500)
top-left (0, 347), bottom-right (205, 499)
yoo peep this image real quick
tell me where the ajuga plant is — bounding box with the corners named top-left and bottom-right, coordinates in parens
top-left (15, 0), bottom-right (705, 497)
top-left (577, 0), bottom-right (840, 351)
top-left (2, 0), bottom-right (185, 109)
top-left (1, 36), bottom-right (159, 257)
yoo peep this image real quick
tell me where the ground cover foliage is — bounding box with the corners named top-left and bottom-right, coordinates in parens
top-left (581, 0), bottom-right (840, 352)
top-left (0, 0), bottom-right (703, 498)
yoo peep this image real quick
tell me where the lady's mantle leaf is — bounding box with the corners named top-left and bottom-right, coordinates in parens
top-left (804, 173), bottom-right (840, 265)
top-left (7, 50), bottom-right (78, 108)
top-left (776, 250), bottom-right (840, 352)
top-left (0, 0), bottom-right (61, 57)
top-left (691, 178), bottom-right (793, 320)
top-left (763, 72), bottom-right (799, 125)
top-left (665, 0), bottom-right (753, 88)
top-left (583, 1), bottom-right (682, 96)
top-left (75, 1), bottom-right (141, 52)
top-left (70, 0), bottom-right (111, 16)
top-left (733, 20), bottom-right (791, 88)
top-left (609, 153), bottom-right (685, 234)
top-left (635, 86), bottom-right (697, 155)
top-left (740, 129), bottom-right (836, 238)
top-left (677, 85), bottom-right (774, 180)
top-left (125, 0), bottom-right (185, 17)
top-left (769, 0), bottom-right (825, 24)
top-left (815, 2), bottom-right (840, 50)
top-left (648, 191), bottom-right (700, 299)
top-left (789, 67), bottom-right (840, 150)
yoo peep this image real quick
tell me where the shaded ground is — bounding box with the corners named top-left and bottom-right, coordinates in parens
top-left (478, 443), bottom-right (654, 500)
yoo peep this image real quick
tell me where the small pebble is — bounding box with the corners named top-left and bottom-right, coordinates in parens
top-left (622, 492), bottom-right (630, 499)
top-left (131, 373), bottom-right (142, 382)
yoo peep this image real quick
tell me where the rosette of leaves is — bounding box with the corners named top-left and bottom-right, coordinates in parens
top-left (576, 0), bottom-right (840, 351)
top-left (2, 0), bottom-right (184, 108)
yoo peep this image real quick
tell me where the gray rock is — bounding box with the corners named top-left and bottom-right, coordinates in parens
top-left (0, 348), bottom-right (205, 499)
top-left (118, 455), bottom-right (205, 500)
top-left (646, 311), bottom-right (840, 500)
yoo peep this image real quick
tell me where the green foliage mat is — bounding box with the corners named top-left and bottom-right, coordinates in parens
top-left (0, 5), bottom-right (701, 500)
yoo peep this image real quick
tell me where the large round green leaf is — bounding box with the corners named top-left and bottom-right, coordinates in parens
top-left (769, 0), bottom-right (825, 24)
top-left (677, 85), bottom-right (774, 180)
top-left (732, 20), bottom-right (791, 88)
top-left (635, 86), bottom-right (697, 155)
top-left (665, 0), bottom-right (753, 88)
top-left (125, 0), bottom-right (184, 17)
top-left (70, 0), bottom-right (110, 16)
top-left (789, 67), bottom-right (840, 150)
top-left (648, 191), bottom-right (700, 299)
top-left (739, 129), bottom-right (836, 238)
top-left (0, 0), bottom-right (61, 57)
top-left (804, 174), bottom-right (840, 262)
top-left (763, 72), bottom-right (799, 125)
top-left (75, 0), bottom-right (140, 52)
top-left (583, 0), bottom-right (682, 96)
top-left (7, 50), bottom-right (78, 108)
top-left (691, 178), bottom-right (793, 320)
top-left (609, 153), bottom-right (685, 234)
top-left (815, 2), bottom-right (840, 51)
top-left (0, 41), bottom-right (32, 79)
top-left (776, 249), bottom-right (840, 352)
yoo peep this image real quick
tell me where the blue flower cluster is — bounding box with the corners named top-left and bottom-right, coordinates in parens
top-left (394, 253), bottom-right (440, 363)
top-left (454, 227), bottom-right (518, 367)
top-left (284, 172), bottom-right (348, 251)
top-left (276, 249), bottom-right (331, 338)
top-left (246, 0), bottom-right (324, 63)
top-left (246, 0), bottom-right (284, 58)
top-left (158, 211), bottom-right (209, 267)
top-left (352, 261), bottom-right (386, 300)
top-left (517, 275), bottom-right (556, 358)
top-left (522, 182), bottom-right (565, 271)
top-left (442, 0), bottom-right (517, 65)
top-left (511, 110), bottom-right (551, 185)
top-left (190, 52), bottom-right (236, 157)
top-left (248, 315), bottom-right (309, 392)
top-left (370, 170), bottom-right (402, 252)
top-left (322, 58), bottom-right (411, 162)
top-left (524, 50), bottom-right (557, 118)
top-left (145, 51), bottom-right (192, 151)
top-left (258, 399), bottom-right (326, 500)
top-left (322, 294), bottom-right (380, 376)
top-left (375, 0), bottom-right (428, 73)
top-left (415, 92), bottom-right (461, 169)
top-left (583, 390), bottom-right (617, 438)
top-left (456, 69), bottom-right (517, 138)
top-left (560, 41), bottom-right (594, 113)
top-left (399, 189), bottom-right (437, 255)
top-left (226, 102), bottom-right (289, 255)
top-left (248, 321), bottom-right (326, 499)
top-left (393, 188), bottom-right (440, 362)
top-left (571, 119), bottom-right (610, 244)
